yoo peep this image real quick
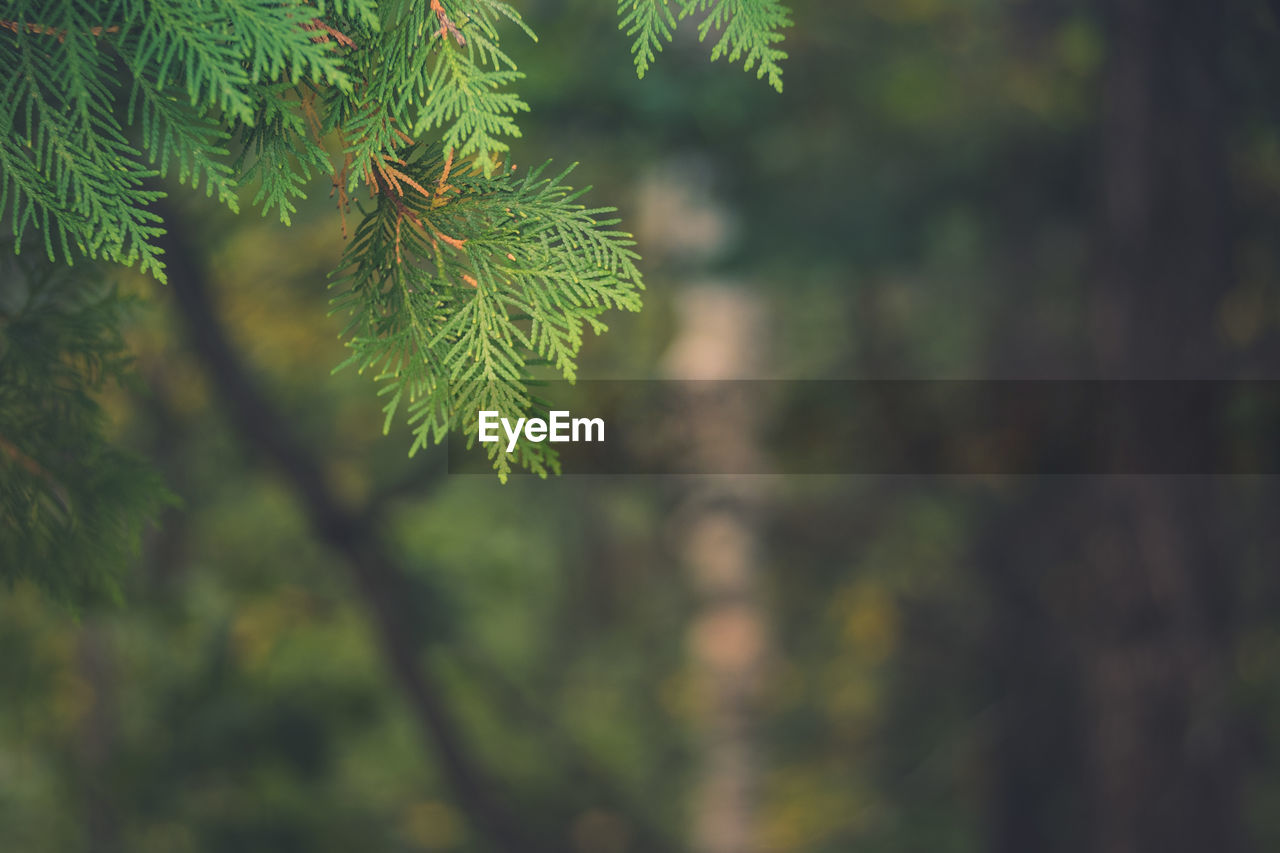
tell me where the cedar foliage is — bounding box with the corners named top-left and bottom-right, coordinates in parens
top-left (0, 0), bottom-right (790, 599)
top-left (619, 0), bottom-right (792, 89)
top-left (0, 252), bottom-right (170, 602)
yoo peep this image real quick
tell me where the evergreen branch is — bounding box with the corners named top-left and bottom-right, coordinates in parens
top-left (333, 0), bottom-right (533, 193)
top-left (0, 252), bottom-right (170, 605)
top-left (117, 0), bottom-right (354, 125)
top-left (618, 0), bottom-right (677, 79)
top-left (126, 74), bottom-right (241, 212)
top-left (115, 0), bottom-right (257, 124)
top-left (234, 86), bottom-right (333, 224)
top-left (679, 0), bottom-right (792, 92)
top-left (619, 0), bottom-right (792, 90)
top-left (401, 0), bottom-right (533, 176)
top-left (415, 45), bottom-right (528, 174)
top-left (329, 146), bottom-right (643, 480)
top-left (0, 20), bottom-right (165, 277)
top-left (0, 0), bottom-right (773, 487)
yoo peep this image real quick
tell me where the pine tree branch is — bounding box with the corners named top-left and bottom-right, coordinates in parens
top-left (155, 204), bottom-right (558, 853)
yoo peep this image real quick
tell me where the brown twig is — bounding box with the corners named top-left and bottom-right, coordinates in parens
top-left (429, 0), bottom-right (466, 45)
top-left (0, 19), bottom-right (119, 41)
top-left (302, 18), bottom-right (356, 48)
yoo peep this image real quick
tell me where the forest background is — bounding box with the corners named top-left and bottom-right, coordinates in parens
top-left (3, 1), bottom-right (1280, 853)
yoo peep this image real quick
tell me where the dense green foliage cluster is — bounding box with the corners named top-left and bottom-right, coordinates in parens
top-left (0, 253), bottom-right (168, 602)
top-left (0, 0), bottom-right (790, 269)
top-left (0, 0), bottom-right (789, 463)
top-left (0, 0), bottom-right (791, 599)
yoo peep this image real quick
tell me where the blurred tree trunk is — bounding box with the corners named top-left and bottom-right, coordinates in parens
top-left (982, 2), bottom-right (1242, 852)
top-left (1081, 2), bottom-right (1240, 852)
top-left (1093, 0), bottom-right (1230, 377)
top-left (665, 285), bottom-right (770, 853)
top-left (975, 486), bottom-right (1084, 853)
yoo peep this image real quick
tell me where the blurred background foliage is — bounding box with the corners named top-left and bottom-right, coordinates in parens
top-left (5, 1), bottom-right (1280, 852)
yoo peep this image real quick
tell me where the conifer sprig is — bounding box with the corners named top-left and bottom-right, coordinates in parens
top-left (126, 73), bottom-right (241, 212)
top-left (617, 0), bottom-right (792, 91)
top-left (329, 146), bottom-right (642, 481)
top-left (687, 0), bottom-right (792, 92)
top-left (619, 0), bottom-right (679, 79)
